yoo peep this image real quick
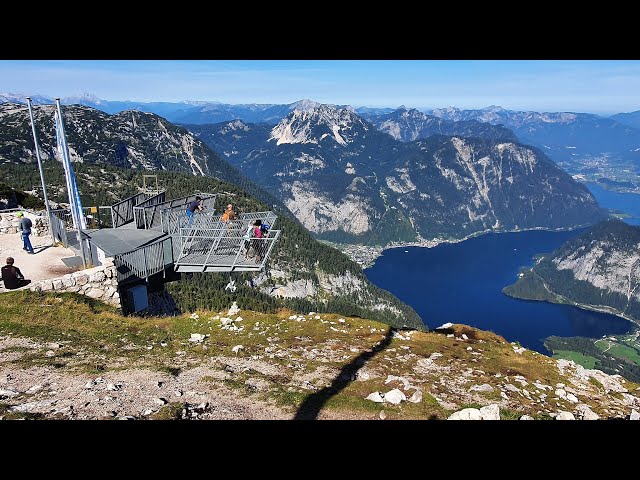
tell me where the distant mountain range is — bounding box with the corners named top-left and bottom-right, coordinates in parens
top-left (362, 107), bottom-right (517, 143)
top-left (188, 104), bottom-right (606, 244)
top-left (0, 92), bottom-right (373, 125)
top-left (428, 105), bottom-right (640, 163)
top-left (5, 92), bottom-right (639, 167)
top-left (610, 110), bottom-right (640, 130)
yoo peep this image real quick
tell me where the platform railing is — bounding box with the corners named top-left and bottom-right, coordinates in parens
top-left (157, 193), bottom-right (218, 233)
top-left (174, 229), bottom-right (280, 271)
top-left (132, 191), bottom-right (167, 229)
top-left (111, 192), bottom-right (149, 228)
top-left (113, 236), bottom-right (174, 283)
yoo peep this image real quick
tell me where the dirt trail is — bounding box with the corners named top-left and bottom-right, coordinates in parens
top-left (0, 232), bottom-right (80, 289)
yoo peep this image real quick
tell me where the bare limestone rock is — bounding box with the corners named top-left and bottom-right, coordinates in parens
top-left (555, 411), bottom-right (576, 420)
top-left (228, 302), bottom-right (240, 316)
top-left (366, 392), bottom-right (385, 403)
top-left (448, 408), bottom-right (482, 420)
top-left (384, 388), bottom-right (407, 405)
top-left (408, 390), bottom-right (423, 403)
top-left (85, 288), bottom-right (104, 299)
top-left (436, 322), bottom-right (454, 330)
top-left (470, 384), bottom-right (494, 392)
top-left (89, 271), bottom-right (106, 283)
top-left (479, 404), bottom-right (500, 420)
top-left (576, 404), bottom-right (599, 420)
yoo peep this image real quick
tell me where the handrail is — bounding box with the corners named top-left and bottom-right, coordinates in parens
top-left (174, 230), bottom-right (281, 270)
top-left (0, 207), bottom-right (44, 215)
top-left (133, 191), bottom-right (166, 229)
top-left (111, 192), bottom-right (149, 228)
top-left (113, 236), bottom-right (173, 283)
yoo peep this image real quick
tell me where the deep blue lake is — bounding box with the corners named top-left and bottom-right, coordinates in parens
top-left (587, 183), bottom-right (640, 226)
top-left (365, 230), bottom-right (634, 354)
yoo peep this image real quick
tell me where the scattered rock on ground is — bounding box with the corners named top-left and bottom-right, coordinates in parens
top-left (408, 390), bottom-right (422, 403)
top-left (384, 389), bottom-right (406, 405)
top-left (366, 392), bottom-right (385, 403)
top-left (448, 408), bottom-right (482, 420)
top-left (479, 404), bottom-right (500, 420)
top-left (577, 404), bottom-right (599, 420)
top-left (436, 323), bottom-right (454, 330)
top-left (555, 411), bottom-right (575, 420)
top-left (470, 384), bottom-right (494, 392)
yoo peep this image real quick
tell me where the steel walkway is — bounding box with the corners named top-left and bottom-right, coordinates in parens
top-left (96, 192), bottom-right (280, 283)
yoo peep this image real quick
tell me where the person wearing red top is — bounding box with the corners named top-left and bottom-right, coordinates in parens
top-left (251, 220), bottom-right (264, 263)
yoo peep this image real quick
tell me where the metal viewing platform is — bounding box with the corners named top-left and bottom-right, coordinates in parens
top-left (81, 190), bottom-right (280, 284)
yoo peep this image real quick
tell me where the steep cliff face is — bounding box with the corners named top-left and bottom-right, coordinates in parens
top-left (393, 136), bottom-right (604, 238)
top-left (191, 106), bottom-right (606, 244)
top-left (502, 220), bottom-right (640, 382)
top-left (520, 220), bottom-right (640, 321)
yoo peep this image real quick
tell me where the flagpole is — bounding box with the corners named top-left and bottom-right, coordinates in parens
top-left (55, 98), bottom-right (87, 269)
top-left (26, 97), bottom-right (55, 246)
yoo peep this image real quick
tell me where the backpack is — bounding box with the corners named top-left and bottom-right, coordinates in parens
top-left (260, 223), bottom-right (270, 235)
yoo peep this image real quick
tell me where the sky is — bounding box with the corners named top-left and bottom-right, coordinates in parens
top-left (1, 60), bottom-right (639, 114)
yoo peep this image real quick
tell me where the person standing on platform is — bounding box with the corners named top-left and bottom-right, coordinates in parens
top-left (186, 196), bottom-right (203, 227)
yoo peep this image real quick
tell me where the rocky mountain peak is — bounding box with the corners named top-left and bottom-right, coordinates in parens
top-left (269, 104), bottom-right (369, 146)
top-left (290, 99), bottom-right (322, 112)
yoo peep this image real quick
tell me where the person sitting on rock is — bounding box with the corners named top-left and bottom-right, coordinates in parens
top-left (1, 257), bottom-right (31, 290)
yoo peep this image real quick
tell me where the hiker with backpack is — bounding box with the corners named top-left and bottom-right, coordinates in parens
top-left (251, 220), bottom-right (270, 263)
top-left (16, 212), bottom-right (34, 254)
top-left (243, 221), bottom-right (255, 259)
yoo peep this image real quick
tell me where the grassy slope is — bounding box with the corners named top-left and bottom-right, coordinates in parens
top-left (1, 291), bottom-right (637, 420)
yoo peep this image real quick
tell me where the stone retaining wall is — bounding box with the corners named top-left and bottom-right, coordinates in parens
top-left (26, 259), bottom-right (121, 308)
top-left (0, 211), bottom-right (49, 236)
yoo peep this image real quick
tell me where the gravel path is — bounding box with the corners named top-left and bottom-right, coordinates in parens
top-left (0, 232), bottom-right (80, 289)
